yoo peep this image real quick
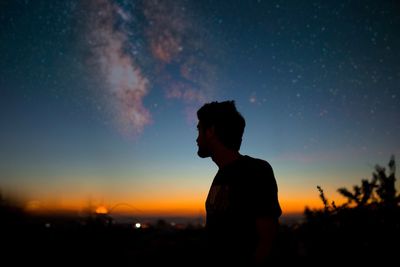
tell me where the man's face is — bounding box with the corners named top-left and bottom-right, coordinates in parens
top-left (196, 121), bottom-right (212, 158)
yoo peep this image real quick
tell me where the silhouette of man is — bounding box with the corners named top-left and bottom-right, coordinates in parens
top-left (196, 100), bottom-right (282, 266)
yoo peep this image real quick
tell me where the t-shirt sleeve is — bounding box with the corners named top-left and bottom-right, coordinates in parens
top-left (248, 161), bottom-right (282, 218)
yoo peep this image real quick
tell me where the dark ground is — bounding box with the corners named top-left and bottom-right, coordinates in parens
top-left (1, 207), bottom-right (399, 266)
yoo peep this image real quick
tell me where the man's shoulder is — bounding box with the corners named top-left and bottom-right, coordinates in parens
top-left (240, 155), bottom-right (278, 188)
top-left (242, 155), bottom-right (273, 170)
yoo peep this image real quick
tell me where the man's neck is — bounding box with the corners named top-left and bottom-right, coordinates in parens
top-left (211, 146), bottom-right (242, 169)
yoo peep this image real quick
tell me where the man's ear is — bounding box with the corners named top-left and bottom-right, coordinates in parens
top-left (205, 126), bottom-right (216, 138)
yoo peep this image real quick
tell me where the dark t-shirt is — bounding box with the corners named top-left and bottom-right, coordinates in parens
top-left (205, 155), bottom-right (282, 264)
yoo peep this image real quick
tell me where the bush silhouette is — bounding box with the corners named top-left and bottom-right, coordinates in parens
top-left (298, 155), bottom-right (400, 262)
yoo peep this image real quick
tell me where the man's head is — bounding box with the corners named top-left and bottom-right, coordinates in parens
top-left (196, 100), bottom-right (246, 158)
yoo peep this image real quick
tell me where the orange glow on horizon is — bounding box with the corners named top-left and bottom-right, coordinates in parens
top-left (20, 196), bottom-right (331, 217)
top-left (95, 205), bottom-right (109, 214)
top-left (17, 182), bottom-right (351, 217)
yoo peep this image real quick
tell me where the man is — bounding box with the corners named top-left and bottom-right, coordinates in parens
top-left (196, 100), bottom-right (282, 266)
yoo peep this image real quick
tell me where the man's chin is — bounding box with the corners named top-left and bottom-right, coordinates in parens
top-left (197, 150), bottom-right (210, 158)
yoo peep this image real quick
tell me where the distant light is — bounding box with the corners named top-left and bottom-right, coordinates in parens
top-left (135, 223), bottom-right (141, 229)
top-left (45, 223), bottom-right (51, 228)
top-left (95, 206), bottom-right (108, 214)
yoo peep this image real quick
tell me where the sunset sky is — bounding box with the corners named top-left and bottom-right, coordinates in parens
top-left (1, 0), bottom-right (399, 217)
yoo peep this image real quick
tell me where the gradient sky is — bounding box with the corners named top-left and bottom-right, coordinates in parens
top-left (1, 0), bottom-right (399, 217)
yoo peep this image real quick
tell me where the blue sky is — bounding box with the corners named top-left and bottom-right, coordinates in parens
top-left (1, 0), bottom-right (399, 215)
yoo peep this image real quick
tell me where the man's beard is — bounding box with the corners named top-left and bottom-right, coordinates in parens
top-left (197, 146), bottom-right (211, 158)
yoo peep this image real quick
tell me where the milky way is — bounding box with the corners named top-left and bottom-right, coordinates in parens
top-left (83, 0), bottom-right (216, 136)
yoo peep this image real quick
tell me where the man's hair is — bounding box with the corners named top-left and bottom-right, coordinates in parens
top-left (197, 100), bottom-right (246, 151)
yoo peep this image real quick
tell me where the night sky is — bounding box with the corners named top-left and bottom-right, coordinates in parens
top-left (1, 0), bottom-right (399, 216)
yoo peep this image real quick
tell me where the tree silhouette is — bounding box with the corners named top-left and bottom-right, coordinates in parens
top-left (374, 155), bottom-right (399, 208)
top-left (337, 178), bottom-right (376, 207)
top-left (337, 155), bottom-right (399, 208)
top-left (314, 185), bottom-right (337, 212)
top-left (298, 155), bottom-right (400, 262)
